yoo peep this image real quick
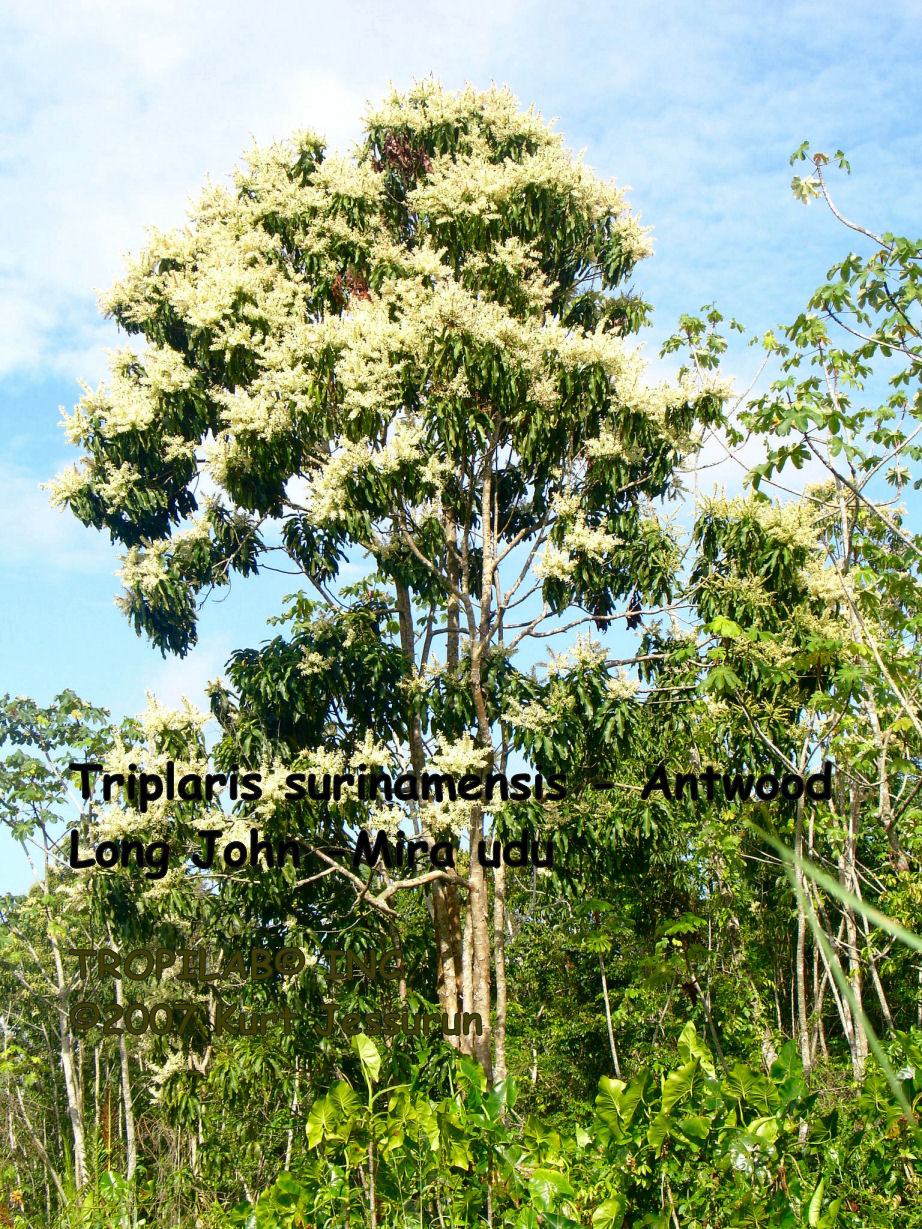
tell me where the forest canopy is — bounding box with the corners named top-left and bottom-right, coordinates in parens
top-left (1, 85), bottom-right (920, 1228)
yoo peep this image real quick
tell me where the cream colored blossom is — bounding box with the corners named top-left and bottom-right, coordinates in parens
top-left (800, 558), bottom-right (849, 605)
top-left (348, 730), bottom-right (394, 774)
top-left (298, 649), bottom-right (328, 677)
top-left (606, 670), bottom-right (639, 700)
top-left (140, 694), bottom-right (211, 744)
top-left (534, 543), bottom-right (577, 580)
top-left (548, 634), bottom-right (606, 675)
top-left (118, 544), bottom-right (170, 595)
top-left (561, 515), bottom-right (624, 560)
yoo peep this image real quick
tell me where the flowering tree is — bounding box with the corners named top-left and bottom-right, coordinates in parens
top-left (52, 82), bottom-right (724, 1079)
top-left (636, 150), bottom-right (922, 1085)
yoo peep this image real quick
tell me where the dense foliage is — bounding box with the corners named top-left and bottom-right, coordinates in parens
top-left (0, 92), bottom-right (920, 1227)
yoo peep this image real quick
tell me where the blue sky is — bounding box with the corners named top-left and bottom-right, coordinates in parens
top-left (1, 0), bottom-right (920, 890)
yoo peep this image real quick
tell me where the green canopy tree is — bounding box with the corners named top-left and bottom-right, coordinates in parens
top-left (51, 82), bottom-right (724, 1079)
top-left (630, 150), bottom-right (922, 1081)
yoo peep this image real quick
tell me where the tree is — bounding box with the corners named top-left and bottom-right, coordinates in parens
top-left (50, 81), bottom-right (724, 1080)
top-left (634, 147), bottom-right (922, 1081)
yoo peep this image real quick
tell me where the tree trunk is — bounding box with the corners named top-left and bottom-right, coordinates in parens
top-left (867, 702), bottom-right (909, 872)
top-left (112, 974), bottom-right (138, 1180)
top-left (15, 1087), bottom-right (65, 1202)
top-left (493, 859), bottom-right (508, 1085)
top-left (599, 955), bottom-right (620, 1077)
top-left (469, 808), bottom-right (493, 1081)
top-left (45, 919), bottom-right (87, 1191)
top-left (432, 882), bottom-right (462, 1043)
top-left (840, 784), bottom-right (868, 1078)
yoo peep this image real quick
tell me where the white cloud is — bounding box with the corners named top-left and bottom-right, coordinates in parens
top-left (0, 0), bottom-right (527, 379)
top-left (142, 629), bottom-right (232, 718)
top-left (0, 461), bottom-right (117, 572)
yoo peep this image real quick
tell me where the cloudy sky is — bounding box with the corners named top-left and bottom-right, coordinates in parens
top-left (1, 0), bottom-right (919, 888)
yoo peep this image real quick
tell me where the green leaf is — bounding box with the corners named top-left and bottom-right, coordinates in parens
top-left (709, 615), bottom-right (743, 638)
top-left (528, 1168), bottom-right (573, 1212)
top-left (748, 1114), bottom-right (779, 1143)
top-left (306, 1095), bottom-right (337, 1148)
top-left (595, 1076), bottom-right (627, 1124)
top-left (677, 1021), bottom-right (716, 1078)
top-left (661, 1059), bottom-right (700, 1114)
top-left (351, 1033), bottom-right (381, 1085)
top-left (591, 1196), bottom-right (626, 1229)
top-left (791, 174), bottom-right (822, 203)
top-left (328, 1080), bottom-right (360, 1120)
top-left (412, 1098), bottom-right (440, 1151)
top-left (678, 1113), bottom-right (711, 1140)
top-left (808, 1177), bottom-right (825, 1227)
top-left (647, 1111), bottom-right (673, 1151)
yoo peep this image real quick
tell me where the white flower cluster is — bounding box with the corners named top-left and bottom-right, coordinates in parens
top-left (502, 700), bottom-right (555, 732)
top-left (757, 502), bottom-right (823, 551)
top-left (699, 495), bottom-right (822, 553)
top-left (606, 670), bottom-right (639, 700)
top-left (140, 694), bottom-right (211, 745)
top-left (535, 512), bottom-right (623, 581)
top-left (348, 729), bottom-right (395, 774)
top-left (534, 543), bottom-right (577, 580)
top-left (422, 733), bottom-right (493, 836)
top-left (304, 417), bottom-right (450, 527)
top-left (298, 649), bottom-right (328, 678)
top-left (364, 82), bottom-right (555, 151)
top-left (547, 633), bottom-right (607, 675)
top-left (118, 543), bottom-right (171, 596)
top-left (149, 1051), bottom-right (187, 1090)
top-left (800, 558), bottom-right (849, 605)
top-left (563, 515), bottom-right (625, 560)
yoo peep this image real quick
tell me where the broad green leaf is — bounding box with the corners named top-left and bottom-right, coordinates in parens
top-left (661, 1059), bottom-right (700, 1114)
top-left (306, 1096), bottom-right (337, 1149)
top-left (328, 1080), bottom-right (360, 1120)
top-left (591, 1196), bottom-right (626, 1229)
top-left (351, 1033), bottom-right (381, 1085)
top-left (528, 1168), bottom-right (573, 1212)
top-left (412, 1098), bottom-right (440, 1151)
top-left (808, 1177), bottom-right (825, 1227)
top-left (748, 1115), bottom-right (779, 1143)
top-left (595, 1076), bottom-right (627, 1125)
top-left (678, 1113), bottom-right (711, 1140)
top-left (677, 1022), bottom-right (716, 1078)
top-left (647, 1111), bottom-right (673, 1151)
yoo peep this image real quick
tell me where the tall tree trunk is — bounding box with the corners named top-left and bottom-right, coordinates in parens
top-left (867, 703), bottom-right (909, 872)
top-left (460, 891), bottom-right (474, 1034)
top-left (432, 883), bottom-right (462, 1042)
top-left (469, 807), bottom-right (493, 1081)
top-left (285, 1063), bottom-right (299, 1171)
top-left (395, 576), bottom-right (464, 1042)
top-left (599, 955), bottom-right (620, 1077)
top-left (493, 859), bottom-right (508, 1084)
top-left (94, 1044), bottom-right (101, 1149)
top-left (45, 918), bottom-right (87, 1190)
top-left (809, 886), bottom-right (856, 1064)
top-left (112, 975), bottom-right (138, 1180)
top-left (15, 1088), bottom-right (65, 1202)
